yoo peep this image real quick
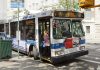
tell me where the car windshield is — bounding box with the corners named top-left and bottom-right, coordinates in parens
top-left (71, 21), bottom-right (85, 37)
top-left (52, 19), bottom-right (72, 39)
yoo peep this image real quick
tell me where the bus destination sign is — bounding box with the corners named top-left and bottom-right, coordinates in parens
top-left (54, 11), bottom-right (84, 18)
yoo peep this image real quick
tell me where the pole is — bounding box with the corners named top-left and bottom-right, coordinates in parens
top-left (17, 0), bottom-right (20, 58)
top-left (9, 20), bottom-right (11, 37)
top-left (4, 23), bottom-right (6, 33)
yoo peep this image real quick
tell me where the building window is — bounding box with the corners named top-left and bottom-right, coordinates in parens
top-left (85, 8), bottom-right (91, 11)
top-left (84, 8), bottom-right (93, 20)
top-left (86, 26), bottom-right (90, 33)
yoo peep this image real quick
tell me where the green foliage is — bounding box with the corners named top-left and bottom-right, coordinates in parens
top-left (59, 0), bottom-right (70, 10)
top-left (24, 9), bottom-right (30, 15)
top-left (74, 2), bottom-right (79, 11)
top-left (38, 0), bottom-right (79, 11)
top-left (58, 0), bottom-right (79, 11)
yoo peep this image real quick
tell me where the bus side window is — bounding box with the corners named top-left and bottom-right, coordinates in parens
top-left (26, 29), bottom-right (35, 40)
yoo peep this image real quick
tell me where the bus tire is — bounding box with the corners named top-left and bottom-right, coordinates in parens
top-left (33, 46), bottom-right (39, 60)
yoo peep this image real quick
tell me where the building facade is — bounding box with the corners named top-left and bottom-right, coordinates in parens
top-left (0, 0), bottom-right (7, 24)
top-left (5, 0), bottom-right (59, 21)
top-left (82, 0), bottom-right (100, 43)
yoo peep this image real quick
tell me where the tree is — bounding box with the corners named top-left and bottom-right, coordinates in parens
top-left (58, 0), bottom-right (79, 11)
top-left (59, 0), bottom-right (70, 10)
top-left (24, 9), bottom-right (30, 15)
top-left (38, 0), bottom-right (79, 11)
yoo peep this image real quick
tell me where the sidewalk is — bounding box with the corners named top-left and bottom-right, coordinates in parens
top-left (0, 51), bottom-right (34, 68)
top-left (10, 51), bottom-right (34, 62)
top-left (0, 51), bottom-right (33, 63)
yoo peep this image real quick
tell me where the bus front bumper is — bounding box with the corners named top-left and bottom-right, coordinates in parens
top-left (51, 50), bottom-right (88, 64)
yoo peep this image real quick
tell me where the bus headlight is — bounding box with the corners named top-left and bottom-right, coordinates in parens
top-left (55, 48), bottom-right (64, 56)
top-left (79, 46), bottom-right (85, 50)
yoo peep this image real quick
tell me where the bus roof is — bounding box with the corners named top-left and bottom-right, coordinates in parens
top-left (35, 10), bottom-right (84, 18)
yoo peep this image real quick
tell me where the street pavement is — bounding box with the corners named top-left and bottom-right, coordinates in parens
top-left (0, 44), bottom-right (100, 70)
top-left (79, 43), bottom-right (100, 64)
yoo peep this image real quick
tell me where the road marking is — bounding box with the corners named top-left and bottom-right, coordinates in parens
top-left (80, 59), bottom-right (100, 64)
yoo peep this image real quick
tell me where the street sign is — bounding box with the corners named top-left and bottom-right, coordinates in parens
top-left (11, 2), bottom-right (24, 8)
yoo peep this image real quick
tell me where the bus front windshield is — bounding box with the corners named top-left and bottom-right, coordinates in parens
top-left (53, 19), bottom-right (72, 39)
top-left (72, 21), bottom-right (85, 37)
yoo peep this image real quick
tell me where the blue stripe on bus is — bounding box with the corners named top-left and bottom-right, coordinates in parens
top-left (51, 43), bottom-right (64, 49)
top-left (79, 39), bottom-right (85, 44)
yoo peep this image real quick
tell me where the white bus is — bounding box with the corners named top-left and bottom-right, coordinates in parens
top-left (12, 10), bottom-right (88, 64)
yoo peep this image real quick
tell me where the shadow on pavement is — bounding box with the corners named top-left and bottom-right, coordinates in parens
top-left (0, 58), bottom-right (100, 70)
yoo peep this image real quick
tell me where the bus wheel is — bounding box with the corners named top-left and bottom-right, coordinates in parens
top-left (33, 46), bottom-right (39, 60)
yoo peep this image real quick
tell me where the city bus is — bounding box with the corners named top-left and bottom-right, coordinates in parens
top-left (12, 10), bottom-right (88, 63)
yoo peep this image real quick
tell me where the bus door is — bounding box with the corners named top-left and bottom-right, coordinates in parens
top-left (38, 18), bottom-right (51, 58)
top-left (71, 20), bottom-right (85, 49)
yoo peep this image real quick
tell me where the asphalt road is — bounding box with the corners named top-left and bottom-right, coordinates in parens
top-left (0, 44), bottom-right (100, 70)
top-left (79, 44), bottom-right (100, 64)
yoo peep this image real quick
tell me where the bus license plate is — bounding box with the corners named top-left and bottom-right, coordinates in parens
top-left (65, 47), bottom-right (79, 54)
